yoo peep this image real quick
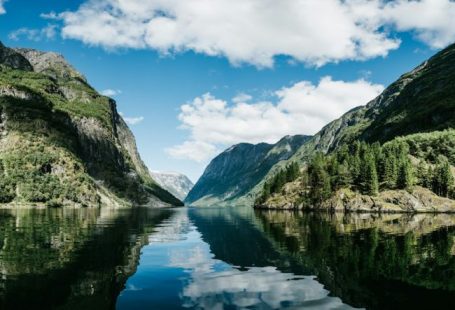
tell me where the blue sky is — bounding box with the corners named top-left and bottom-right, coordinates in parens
top-left (1, 0), bottom-right (452, 182)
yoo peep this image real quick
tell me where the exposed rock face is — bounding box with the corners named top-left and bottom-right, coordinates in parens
top-left (0, 42), bottom-right (182, 207)
top-left (186, 135), bottom-right (311, 206)
top-left (151, 171), bottom-right (194, 201)
top-left (14, 48), bottom-right (86, 81)
top-left (0, 42), bottom-right (33, 71)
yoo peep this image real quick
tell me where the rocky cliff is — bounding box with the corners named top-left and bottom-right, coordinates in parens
top-left (185, 135), bottom-right (311, 206)
top-left (150, 171), bottom-right (194, 201)
top-left (0, 42), bottom-right (182, 207)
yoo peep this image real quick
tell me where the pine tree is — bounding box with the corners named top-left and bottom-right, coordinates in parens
top-left (381, 149), bottom-right (398, 189)
top-left (432, 158), bottom-right (454, 197)
top-left (416, 161), bottom-right (428, 187)
top-left (308, 154), bottom-right (332, 204)
top-left (336, 161), bottom-right (351, 188)
top-left (397, 158), bottom-right (414, 190)
top-left (285, 162), bottom-right (300, 182)
top-left (348, 152), bottom-right (362, 186)
top-left (362, 151), bottom-right (379, 196)
top-left (337, 144), bottom-right (349, 163)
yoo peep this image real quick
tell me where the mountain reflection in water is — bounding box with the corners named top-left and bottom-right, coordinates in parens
top-left (1, 206), bottom-right (454, 309)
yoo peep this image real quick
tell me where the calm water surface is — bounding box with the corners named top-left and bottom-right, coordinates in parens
top-left (0, 206), bottom-right (454, 309)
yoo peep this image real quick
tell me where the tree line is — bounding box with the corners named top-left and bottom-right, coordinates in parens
top-left (255, 139), bottom-right (454, 206)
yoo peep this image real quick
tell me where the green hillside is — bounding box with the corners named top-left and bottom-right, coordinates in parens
top-left (0, 43), bottom-right (182, 207)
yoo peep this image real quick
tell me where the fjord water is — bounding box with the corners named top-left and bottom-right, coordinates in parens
top-left (1, 207), bottom-right (455, 309)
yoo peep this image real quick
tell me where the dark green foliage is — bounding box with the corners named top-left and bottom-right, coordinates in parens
top-left (255, 130), bottom-right (455, 206)
top-left (255, 162), bottom-right (300, 205)
top-left (362, 151), bottom-right (379, 195)
top-left (397, 159), bottom-right (415, 190)
top-left (307, 154), bottom-right (332, 204)
top-left (431, 157), bottom-right (454, 198)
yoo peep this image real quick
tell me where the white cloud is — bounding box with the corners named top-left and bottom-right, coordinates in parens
top-left (168, 77), bottom-right (384, 162)
top-left (40, 11), bottom-right (59, 20)
top-left (101, 89), bottom-right (122, 97)
top-left (166, 140), bottom-right (218, 163)
top-left (9, 25), bottom-right (57, 42)
top-left (382, 0), bottom-right (455, 48)
top-left (232, 93), bottom-right (253, 104)
top-left (50, 0), bottom-right (455, 67)
top-left (119, 112), bottom-right (144, 125)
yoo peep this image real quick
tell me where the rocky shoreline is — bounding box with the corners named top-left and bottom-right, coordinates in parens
top-left (254, 186), bottom-right (455, 213)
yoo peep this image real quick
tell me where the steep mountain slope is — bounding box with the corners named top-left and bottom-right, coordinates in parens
top-left (150, 171), bottom-right (194, 201)
top-left (0, 42), bottom-right (182, 207)
top-left (189, 42), bottom-right (455, 207)
top-left (288, 43), bottom-right (455, 164)
top-left (185, 135), bottom-right (311, 206)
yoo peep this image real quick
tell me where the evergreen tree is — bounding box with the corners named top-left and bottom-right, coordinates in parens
top-left (416, 161), bottom-right (428, 187)
top-left (362, 151), bottom-right (379, 196)
top-left (348, 152), bottom-right (362, 185)
top-left (397, 158), bottom-right (414, 190)
top-left (381, 149), bottom-right (398, 189)
top-left (432, 158), bottom-right (454, 197)
top-left (308, 154), bottom-right (332, 204)
top-left (285, 162), bottom-right (300, 182)
top-left (335, 161), bottom-right (352, 189)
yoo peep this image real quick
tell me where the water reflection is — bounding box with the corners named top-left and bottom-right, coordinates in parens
top-left (254, 210), bottom-right (455, 309)
top-left (1, 206), bottom-right (455, 309)
top-left (119, 207), bottom-right (355, 309)
top-left (0, 207), bottom-right (173, 309)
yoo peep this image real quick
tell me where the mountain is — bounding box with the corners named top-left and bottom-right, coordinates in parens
top-left (150, 171), bottom-right (194, 201)
top-left (185, 135), bottom-right (311, 206)
top-left (188, 42), bottom-right (455, 207)
top-left (0, 42), bottom-right (182, 207)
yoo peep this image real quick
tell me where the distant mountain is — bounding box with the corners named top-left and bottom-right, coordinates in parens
top-left (151, 171), bottom-right (194, 201)
top-left (0, 42), bottom-right (182, 207)
top-left (185, 135), bottom-right (311, 206)
top-left (188, 42), bottom-right (455, 207)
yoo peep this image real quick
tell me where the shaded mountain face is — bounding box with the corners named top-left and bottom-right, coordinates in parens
top-left (290, 42), bottom-right (455, 163)
top-left (0, 42), bottom-right (182, 207)
top-left (185, 135), bottom-right (312, 206)
top-left (150, 171), bottom-right (194, 201)
top-left (188, 42), bottom-right (455, 207)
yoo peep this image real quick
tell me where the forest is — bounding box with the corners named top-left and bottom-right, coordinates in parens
top-left (255, 130), bottom-right (455, 206)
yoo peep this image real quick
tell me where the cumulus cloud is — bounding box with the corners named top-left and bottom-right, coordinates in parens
top-left (47, 0), bottom-right (455, 67)
top-left (167, 77), bottom-right (383, 162)
top-left (9, 25), bottom-right (58, 42)
top-left (101, 88), bottom-right (122, 97)
top-left (382, 0), bottom-right (455, 48)
top-left (119, 112), bottom-right (144, 125)
top-left (166, 140), bottom-right (218, 163)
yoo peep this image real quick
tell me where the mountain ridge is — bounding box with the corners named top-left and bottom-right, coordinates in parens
top-left (185, 134), bottom-right (311, 206)
top-left (150, 171), bottom-right (194, 201)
